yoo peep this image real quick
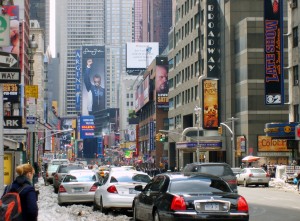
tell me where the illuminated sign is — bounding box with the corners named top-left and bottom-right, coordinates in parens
top-left (258, 136), bottom-right (290, 152)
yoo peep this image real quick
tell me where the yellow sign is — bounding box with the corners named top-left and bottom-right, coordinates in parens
top-left (25, 85), bottom-right (38, 98)
top-left (4, 153), bottom-right (13, 185)
top-left (258, 136), bottom-right (290, 152)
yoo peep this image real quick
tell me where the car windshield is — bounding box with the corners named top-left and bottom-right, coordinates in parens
top-left (169, 178), bottom-right (232, 193)
top-left (110, 173), bottom-right (150, 183)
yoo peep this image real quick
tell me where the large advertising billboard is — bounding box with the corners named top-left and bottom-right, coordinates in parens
top-left (81, 46), bottom-right (106, 116)
top-left (134, 75), bottom-right (150, 112)
top-left (156, 63), bottom-right (169, 109)
top-left (264, 0), bottom-right (284, 105)
top-left (126, 42), bottom-right (159, 74)
top-left (202, 79), bottom-right (219, 130)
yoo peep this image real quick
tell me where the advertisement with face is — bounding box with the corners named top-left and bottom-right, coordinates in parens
top-left (81, 46), bottom-right (106, 116)
top-left (156, 64), bottom-right (169, 108)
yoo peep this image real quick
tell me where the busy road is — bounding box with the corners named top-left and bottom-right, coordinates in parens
top-left (238, 185), bottom-right (300, 221)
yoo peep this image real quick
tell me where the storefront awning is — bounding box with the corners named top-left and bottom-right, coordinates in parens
top-left (4, 137), bottom-right (19, 150)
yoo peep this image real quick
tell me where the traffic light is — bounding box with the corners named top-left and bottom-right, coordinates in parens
top-left (159, 134), bottom-right (168, 142)
top-left (155, 133), bottom-right (162, 141)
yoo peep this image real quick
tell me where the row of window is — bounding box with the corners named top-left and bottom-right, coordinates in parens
top-left (169, 85), bottom-right (198, 109)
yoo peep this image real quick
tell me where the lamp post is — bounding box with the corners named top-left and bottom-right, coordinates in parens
top-left (27, 35), bottom-right (38, 164)
top-left (194, 106), bottom-right (202, 163)
top-left (220, 117), bottom-right (238, 167)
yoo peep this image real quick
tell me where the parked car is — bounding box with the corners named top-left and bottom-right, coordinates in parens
top-left (93, 169), bottom-right (151, 214)
top-left (182, 162), bottom-right (238, 192)
top-left (43, 163), bottom-right (59, 186)
top-left (132, 173), bottom-right (249, 221)
top-left (236, 168), bottom-right (270, 187)
top-left (52, 163), bottom-right (85, 193)
top-left (57, 169), bottom-right (102, 206)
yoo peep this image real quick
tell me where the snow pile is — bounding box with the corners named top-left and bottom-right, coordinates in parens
top-left (269, 178), bottom-right (298, 192)
top-left (37, 178), bottom-right (131, 221)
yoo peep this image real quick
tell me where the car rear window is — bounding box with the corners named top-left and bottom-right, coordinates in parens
top-left (169, 178), bottom-right (231, 193)
top-left (110, 174), bottom-right (150, 183)
top-left (63, 173), bottom-right (96, 182)
top-left (58, 165), bottom-right (84, 173)
top-left (250, 168), bottom-right (265, 173)
top-left (193, 165), bottom-right (234, 176)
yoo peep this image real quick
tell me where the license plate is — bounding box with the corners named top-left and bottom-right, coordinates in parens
top-left (205, 203), bottom-right (219, 211)
top-left (129, 188), bottom-right (139, 194)
top-left (73, 187), bottom-right (83, 193)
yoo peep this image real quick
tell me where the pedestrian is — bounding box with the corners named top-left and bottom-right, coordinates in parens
top-left (2, 163), bottom-right (38, 221)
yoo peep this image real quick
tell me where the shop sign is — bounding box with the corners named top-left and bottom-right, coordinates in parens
top-left (258, 136), bottom-right (290, 151)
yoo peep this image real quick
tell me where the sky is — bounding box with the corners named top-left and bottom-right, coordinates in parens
top-left (50, 0), bottom-right (55, 58)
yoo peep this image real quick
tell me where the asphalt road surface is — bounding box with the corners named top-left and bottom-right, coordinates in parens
top-left (238, 185), bottom-right (300, 221)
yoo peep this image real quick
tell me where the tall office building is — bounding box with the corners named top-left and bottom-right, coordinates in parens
top-left (134, 0), bottom-right (172, 53)
top-left (55, 0), bottom-right (105, 116)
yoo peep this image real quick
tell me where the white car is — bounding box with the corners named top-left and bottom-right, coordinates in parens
top-left (236, 168), bottom-right (270, 187)
top-left (93, 169), bottom-right (151, 214)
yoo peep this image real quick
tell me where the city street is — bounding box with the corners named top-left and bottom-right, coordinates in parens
top-left (238, 184), bottom-right (300, 221)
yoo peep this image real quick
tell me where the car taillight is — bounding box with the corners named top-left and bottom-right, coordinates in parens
top-left (107, 185), bottom-right (118, 194)
top-left (227, 179), bottom-right (237, 185)
top-left (249, 173), bottom-right (253, 177)
top-left (237, 196), bottom-right (248, 212)
top-left (59, 185), bottom-right (66, 193)
top-left (46, 172), bottom-right (49, 178)
top-left (89, 184), bottom-right (98, 192)
top-left (266, 173), bottom-right (270, 177)
top-left (170, 195), bottom-right (186, 210)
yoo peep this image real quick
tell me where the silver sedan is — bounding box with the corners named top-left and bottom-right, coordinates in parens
top-left (236, 168), bottom-right (270, 187)
top-left (57, 169), bottom-right (102, 206)
top-left (93, 169), bottom-right (151, 214)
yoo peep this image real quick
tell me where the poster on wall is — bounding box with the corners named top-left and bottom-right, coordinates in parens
top-left (202, 79), bottom-right (219, 130)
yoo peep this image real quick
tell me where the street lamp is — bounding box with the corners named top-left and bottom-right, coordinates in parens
top-left (194, 106), bottom-right (202, 163)
top-left (28, 34), bottom-right (38, 85)
top-left (220, 117), bottom-right (239, 167)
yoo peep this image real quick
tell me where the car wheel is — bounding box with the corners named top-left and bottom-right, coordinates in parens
top-left (153, 210), bottom-right (160, 221)
top-left (265, 183), bottom-right (269, 187)
top-left (243, 180), bottom-right (248, 187)
top-left (92, 199), bottom-right (98, 211)
top-left (133, 203), bottom-right (140, 221)
top-left (100, 197), bottom-right (108, 214)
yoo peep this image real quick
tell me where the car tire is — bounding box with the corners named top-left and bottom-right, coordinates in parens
top-left (153, 210), bottom-right (160, 221)
top-left (93, 200), bottom-right (98, 211)
top-left (133, 203), bottom-right (140, 221)
top-left (100, 197), bottom-right (108, 215)
top-left (265, 183), bottom-right (269, 187)
top-left (243, 180), bottom-right (248, 187)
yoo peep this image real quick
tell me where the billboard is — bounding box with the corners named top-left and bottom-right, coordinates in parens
top-left (75, 50), bottom-right (81, 111)
top-left (79, 115), bottom-right (95, 139)
top-left (156, 62), bottom-right (169, 109)
top-left (264, 0), bottom-right (284, 105)
top-left (126, 42), bottom-right (159, 74)
top-left (81, 46), bottom-right (106, 116)
top-left (202, 79), bottom-right (219, 129)
top-left (207, 0), bottom-right (220, 78)
top-left (134, 74), bottom-right (150, 112)
top-left (0, 5), bottom-right (19, 55)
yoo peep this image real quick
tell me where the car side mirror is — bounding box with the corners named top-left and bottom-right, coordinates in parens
top-left (134, 185), bottom-right (143, 192)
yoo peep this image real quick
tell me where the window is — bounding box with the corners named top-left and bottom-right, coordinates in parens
top-left (293, 27), bottom-right (298, 47)
top-left (292, 0), bottom-right (298, 8)
top-left (294, 105), bottom-right (299, 122)
top-left (293, 65), bottom-right (299, 85)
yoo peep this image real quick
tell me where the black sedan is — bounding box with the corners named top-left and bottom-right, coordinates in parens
top-left (132, 173), bottom-right (249, 221)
